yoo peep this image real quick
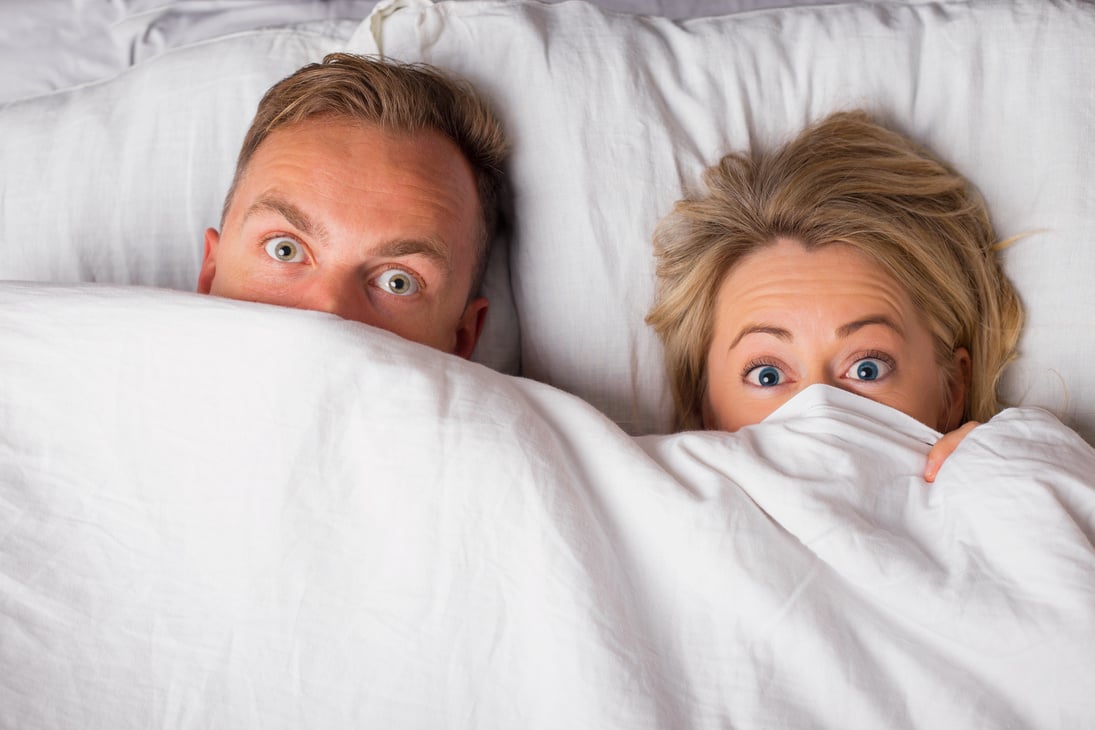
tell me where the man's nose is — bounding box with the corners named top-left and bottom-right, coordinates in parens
top-left (299, 277), bottom-right (370, 325)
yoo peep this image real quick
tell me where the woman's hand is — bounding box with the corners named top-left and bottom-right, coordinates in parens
top-left (924, 421), bottom-right (980, 482)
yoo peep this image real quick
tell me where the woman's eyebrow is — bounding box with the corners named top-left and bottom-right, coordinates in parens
top-left (836, 315), bottom-right (904, 338)
top-left (728, 324), bottom-right (792, 351)
top-left (244, 195), bottom-right (330, 245)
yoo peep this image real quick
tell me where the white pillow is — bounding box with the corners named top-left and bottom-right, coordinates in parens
top-left (0, 3), bottom-right (386, 104)
top-left (0, 28), bottom-right (351, 286)
top-left (361, 0), bottom-right (1095, 442)
top-left (0, 21), bottom-right (520, 373)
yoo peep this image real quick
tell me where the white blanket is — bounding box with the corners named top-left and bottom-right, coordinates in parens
top-left (1, 283), bottom-right (1093, 728)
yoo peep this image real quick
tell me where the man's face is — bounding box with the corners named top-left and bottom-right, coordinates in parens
top-left (198, 117), bottom-right (487, 358)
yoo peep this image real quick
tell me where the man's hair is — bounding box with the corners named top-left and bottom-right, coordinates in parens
top-left (646, 110), bottom-right (1024, 431)
top-left (223, 52), bottom-right (509, 297)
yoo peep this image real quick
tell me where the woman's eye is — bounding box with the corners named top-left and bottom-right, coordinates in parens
top-left (847, 357), bottom-right (893, 382)
top-left (264, 237), bottom-right (305, 263)
top-left (376, 268), bottom-right (420, 296)
top-left (745, 365), bottom-right (783, 387)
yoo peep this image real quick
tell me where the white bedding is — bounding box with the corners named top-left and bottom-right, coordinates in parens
top-left (2, 283), bottom-right (1093, 728)
top-left (3, 0), bottom-right (1095, 725)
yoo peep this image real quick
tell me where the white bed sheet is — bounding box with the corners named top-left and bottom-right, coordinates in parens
top-left (2, 283), bottom-right (1093, 728)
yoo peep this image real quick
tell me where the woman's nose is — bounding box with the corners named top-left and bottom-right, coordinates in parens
top-left (800, 370), bottom-right (842, 390)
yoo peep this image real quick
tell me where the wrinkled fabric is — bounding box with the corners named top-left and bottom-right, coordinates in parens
top-left (1, 283), bottom-right (1093, 729)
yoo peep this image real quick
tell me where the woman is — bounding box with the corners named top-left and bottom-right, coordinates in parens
top-left (646, 110), bottom-right (1024, 480)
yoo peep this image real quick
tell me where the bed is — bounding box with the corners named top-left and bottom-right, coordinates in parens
top-left (1, 0), bottom-right (1094, 727)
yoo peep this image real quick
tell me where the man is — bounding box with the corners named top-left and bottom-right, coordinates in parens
top-left (197, 53), bottom-right (508, 359)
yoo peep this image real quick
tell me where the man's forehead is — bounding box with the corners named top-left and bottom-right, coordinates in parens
top-left (230, 118), bottom-right (481, 282)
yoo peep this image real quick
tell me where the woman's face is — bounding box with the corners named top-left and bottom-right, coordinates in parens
top-left (704, 238), bottom-right (968, 432)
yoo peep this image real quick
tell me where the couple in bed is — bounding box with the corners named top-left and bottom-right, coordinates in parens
top-left (197, 52), bottom-right (1021, 481)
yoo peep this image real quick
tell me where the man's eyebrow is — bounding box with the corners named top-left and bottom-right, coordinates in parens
top-left (728, 324), bottom-right (792, 352)
top-left (836, 315), bottom-right (905, 339)
top-left (242, 196), bottom-right (451, 273)
top-left (374, 237), bottom-right (453, 275)
top-left (244, 195), bottom-right (329, 244)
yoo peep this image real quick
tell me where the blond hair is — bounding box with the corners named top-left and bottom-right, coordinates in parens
top-left (646, 110), bottom-right (1023, 431)
top-left (223, 53), bottom-right (508, 295)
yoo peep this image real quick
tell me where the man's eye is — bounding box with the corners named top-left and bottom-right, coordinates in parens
top-left (745, 365), bottom-right (783, 387)
top-left (376, 269), bottom-right (420, 296)
top-left (846, 357), bottom-right (893, 382)
top-left (264, 237), bottom-right (305, 263)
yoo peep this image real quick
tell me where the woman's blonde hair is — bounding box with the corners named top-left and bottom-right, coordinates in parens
top-left (224, 53), bottom-right (508, 295)
top-left (646, 110), bottom-right (1023, 431)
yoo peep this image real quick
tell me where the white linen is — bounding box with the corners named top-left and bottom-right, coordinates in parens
top-left (360, 0), bottom-right (1095, 441)
top-left (2, 283), bottom-right (1093, 729)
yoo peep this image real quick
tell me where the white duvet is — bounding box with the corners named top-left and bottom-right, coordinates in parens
top-left (1, 283), bottom-right (1093, 729)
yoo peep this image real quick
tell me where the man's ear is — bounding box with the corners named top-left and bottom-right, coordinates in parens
top-left (196, 227), bottom-right (220, 294)
top-left (941, 346), bottom-right (972, 431)
top-left (452, 297), bottom-right (489, 360)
